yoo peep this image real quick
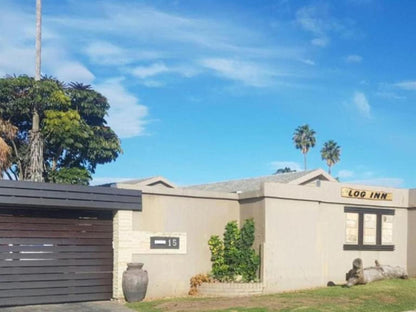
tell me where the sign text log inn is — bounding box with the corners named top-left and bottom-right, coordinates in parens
top-left (341, 187), bottom-right (392, 201)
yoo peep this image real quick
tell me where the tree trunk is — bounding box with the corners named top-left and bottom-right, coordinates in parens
top-left (35, 0), bottom-right (42, 82)
top-left (346, 258), bottom-right (408, 287)
top-left (29, 0), bottom-right (44, 182)
top-left (303, 153), bottom-right (307, 171)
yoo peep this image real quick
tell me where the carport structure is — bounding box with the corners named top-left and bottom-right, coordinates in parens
top-left (0, 180), bottom-right (141, 307)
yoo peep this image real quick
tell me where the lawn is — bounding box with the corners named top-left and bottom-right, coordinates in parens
top-left (126, 278), bottom-right (416, 312)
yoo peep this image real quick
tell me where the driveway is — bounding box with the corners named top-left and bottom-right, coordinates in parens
top-left (0, 301), bottom-right (134, 312)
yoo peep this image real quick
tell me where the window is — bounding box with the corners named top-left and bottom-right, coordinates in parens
top-left (343, 207), bottom-right (395, 251)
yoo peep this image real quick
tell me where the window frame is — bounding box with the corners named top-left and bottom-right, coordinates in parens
top-left (343, 207), bottom-right (395, 251)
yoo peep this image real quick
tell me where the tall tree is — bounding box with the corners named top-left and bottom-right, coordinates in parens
top-left (292, 124), bottom-right (316, 171)
top-left (29, 0), bottom-right (44, 182)
top-left (0, 76), bottom-right (122, 185)
top-left (320, 140), bottom-right (341, 175)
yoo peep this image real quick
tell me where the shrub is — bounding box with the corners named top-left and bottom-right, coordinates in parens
top-left (188, 273), bottom-right (212, 295)
top-left (208, 235), bottom-right (228, 280)
top-left (208, 219), bottom-right (260, 282)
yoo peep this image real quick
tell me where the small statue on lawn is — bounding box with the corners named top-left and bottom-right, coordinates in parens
top-left (345, 258), bottom-right (408, 287)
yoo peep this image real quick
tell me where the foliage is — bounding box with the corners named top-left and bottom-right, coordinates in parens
top-left (223, 221), bottom-right (241, 278)
top-left (47, 167), bottom-right (91, 185)
top-left (208, 235), bottom-right (228, 280)
top-left (208, 219), bottom-right (260, 282)
top-left (0, 75), bottom-right (122, 184)
top-left (238, 219), bottom-right (259, 281)
top-left (292, 124), bottom-right (316, 170)
top-left (321, 140), bottom-right (341, 174)
top-left (0, 118), bottom-right (17, 174)
top-left (188, 273), bottom-right (213, 295)
top-left (127, 279), bottom-right (416, 312)
top-left (274, 167), bottom-right (296, 174)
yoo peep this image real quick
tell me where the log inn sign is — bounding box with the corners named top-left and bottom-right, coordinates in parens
top-left (341, 187), bottom-right (393, 201)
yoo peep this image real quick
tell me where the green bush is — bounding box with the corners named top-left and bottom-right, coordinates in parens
top-left (208, 219), bottom-right (260, 282)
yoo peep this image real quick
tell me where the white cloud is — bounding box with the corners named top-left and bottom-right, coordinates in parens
top-left (85, 41), bottom-right (130, 66)
top-left (49, 4), bottom-right (273, 57)
top-left (270, 161), bottom-right (302, 172)
top-left (141, 80), bottom-right (165, 88)
top-left (94, 78), bottom-right (148, 138)
top-left (352, 91), bottom-right (371, 117)
top-left (296, 4), bottom-right (358, 47)
top-left (201, 58), bottom-right (279, 87)
top-left (345, 54), bottom-right (362, 63)
top-left (301, 59), bottom-right (316, 66)
top-left (0, 1), bottom-right (311, 92)
top-left (338, 169), bottom-right (354, 178)
top-left (131, 62), bottom-right (169, 79)
top-left (131, 62), bottom-right (198, 85)
top-left (394, 80), bottom-right (416, 90)
top-left (296, 6), bottom-right (327, 35)
top-left (345, 178), bottom-right (404, 188)
top-left (375, 91), bottom-right (406, 100)
top-left (0, 46), bottom-right (34, 77)
top-left (311, 37), bottom-right (329, 47)
top-left (85, 41), bottom-right (165, 66)
top-left (52, 62), bottom-right (95, 84)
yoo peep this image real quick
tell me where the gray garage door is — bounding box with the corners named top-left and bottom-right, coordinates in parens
top-left (0, 208), bottom-right (113, 307)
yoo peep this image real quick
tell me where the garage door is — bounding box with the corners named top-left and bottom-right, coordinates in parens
top-left (0, 208), bottom-right (113, 307)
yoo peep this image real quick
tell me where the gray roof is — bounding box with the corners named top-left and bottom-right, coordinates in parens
top-left (114, 177), bottom-right (157, 185)
top-left (184, 170), bottom-right (316, 193)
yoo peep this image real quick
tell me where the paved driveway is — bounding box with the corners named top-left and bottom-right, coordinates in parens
top-left (0, 301), bottom-right (134, 312)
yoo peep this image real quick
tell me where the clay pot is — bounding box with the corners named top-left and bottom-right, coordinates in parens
top-left (122, 263), bottom-right (149, 302)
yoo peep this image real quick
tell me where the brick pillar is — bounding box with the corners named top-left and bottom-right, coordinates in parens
top-left (113, 210), bottom-right (134, 299)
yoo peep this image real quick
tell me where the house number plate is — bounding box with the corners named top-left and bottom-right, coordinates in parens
top-left (150, 236), bottom-right (180, 249)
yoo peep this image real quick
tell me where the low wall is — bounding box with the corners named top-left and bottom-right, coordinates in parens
top-left (198, 283), bottom-right (263, 297)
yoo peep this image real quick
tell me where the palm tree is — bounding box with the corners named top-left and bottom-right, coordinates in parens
top-left (292, 124), bottom-right (316, 171)
top-left (320, 140), bottom-right (341, 175)
top-left (0, 119), bottom-right (17, 177)
top-left (29, 0), bottom-right (44, 182)
top-left (274, 167), bottom-right (296, 174)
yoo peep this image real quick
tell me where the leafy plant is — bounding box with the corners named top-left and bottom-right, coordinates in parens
top-left (208, 219), bottom-right (260, 282)
top-left (239, 219), bottom-right (260, 281)
top-left (208, 235), bottom-right (228, 280)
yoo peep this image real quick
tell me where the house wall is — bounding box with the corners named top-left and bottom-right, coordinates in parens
top-left (112, 186), bottom-right (239, 299)
top-left (407, 189), bottom-right (416, 276)
top-left (260, 182), bottom-right (409, 293)
top-left (113, 180), bottom-right (413, 299)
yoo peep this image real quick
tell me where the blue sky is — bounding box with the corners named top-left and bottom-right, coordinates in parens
top-left (1, 0), bottom-right (415, 188)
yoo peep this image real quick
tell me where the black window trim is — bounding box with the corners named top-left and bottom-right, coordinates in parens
top-left (343, 206), bottom-right (395, 251)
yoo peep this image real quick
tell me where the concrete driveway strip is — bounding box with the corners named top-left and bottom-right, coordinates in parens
top-left (0, 301), bottom-right (135, 312)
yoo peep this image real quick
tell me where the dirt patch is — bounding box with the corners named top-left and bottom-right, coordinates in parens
top-left (155, 294), bottom-right (359, 312)
top-left (156, 296), bottom-right (269, 312)
top-left (377, 295), bottom-right (397, 304)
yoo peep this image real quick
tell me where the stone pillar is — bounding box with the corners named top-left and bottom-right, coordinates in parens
top-left (113, 210), bottom-right (134, 299)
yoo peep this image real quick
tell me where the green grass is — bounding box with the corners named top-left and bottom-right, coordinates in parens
top-left (126, 278), bottom-right (416, 312)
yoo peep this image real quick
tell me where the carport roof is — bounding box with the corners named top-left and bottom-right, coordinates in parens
top-left (0, 179), bottom-right (142, 211)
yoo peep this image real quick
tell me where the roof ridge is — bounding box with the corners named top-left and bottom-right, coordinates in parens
top-left (185, 169), bottom-right (316, 188)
